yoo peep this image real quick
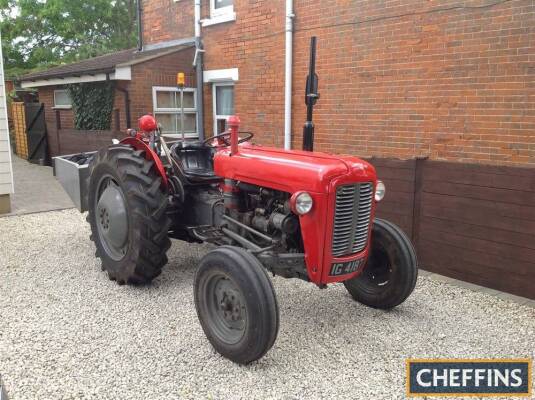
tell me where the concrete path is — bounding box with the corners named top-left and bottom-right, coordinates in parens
top-left (3, 155), bottom-right (74, 216)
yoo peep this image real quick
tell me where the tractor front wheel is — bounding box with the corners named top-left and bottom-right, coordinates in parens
top-left (87, 145), bottom-right (171, 285)
top-left (194, 246), bottom-right (279, 364)
top-left (344, 218), bottom-right (418, 309)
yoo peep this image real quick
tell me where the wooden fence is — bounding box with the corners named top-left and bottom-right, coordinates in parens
top-left (48, 129), bottom-right (123, 158)
top-left (11, 102), bottom-right (28, 159)
top-left (368, 158), bottom-right (535, 300)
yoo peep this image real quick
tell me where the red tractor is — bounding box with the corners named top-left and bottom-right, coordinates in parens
top-left (57, 39), bottom-right (417, 365)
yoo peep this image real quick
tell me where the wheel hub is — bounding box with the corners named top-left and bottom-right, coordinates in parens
top-left (366, 247), bottom-right (392, 286)
top-left (96, 180), bottom-right (128, 260)
top-left (219, 290), bottom-right (243, 322)
top-left (204, 276), bottom-right (247, 345)
top-left (216, 281), bottom-right (245, 325)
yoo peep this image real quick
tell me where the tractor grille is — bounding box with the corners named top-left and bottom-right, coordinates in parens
top-left (332, 183), bottom-right (374, 257)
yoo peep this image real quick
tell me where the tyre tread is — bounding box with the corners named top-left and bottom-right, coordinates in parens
top-left (344, 218), bottom-right (418, 309)
top-left (87, 145), bottom-right (171, 285)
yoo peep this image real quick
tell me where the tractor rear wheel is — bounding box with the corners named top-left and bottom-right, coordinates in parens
top-left (87, 145), bottom-right (171, 285)
top-left (194, 246), bottom-right (279, 364)
top-left (344, 218), bottom-right (418, 309)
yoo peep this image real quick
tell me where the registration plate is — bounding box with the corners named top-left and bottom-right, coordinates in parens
top-left (330, 259), bottom-right (364, 277)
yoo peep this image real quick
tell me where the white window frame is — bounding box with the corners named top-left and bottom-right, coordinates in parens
top-left (53, 89), bottom-right (72, 109)
top-left (152, 86), bottom-right (198, 138)
top-left (212, 82), bottom-right (235, 136)
top-left (202, 0), bottom-right (236, 27)
top-left (211, 0), bottom-right (233, 18)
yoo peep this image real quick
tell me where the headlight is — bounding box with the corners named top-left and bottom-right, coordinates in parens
top-left (375, 180), bottom-right (386, 202)
top-left (291, 192), bottom-right (314, 215)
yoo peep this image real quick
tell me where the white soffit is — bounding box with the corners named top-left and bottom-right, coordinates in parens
top-left (21, 67), bottom-right (132, 88)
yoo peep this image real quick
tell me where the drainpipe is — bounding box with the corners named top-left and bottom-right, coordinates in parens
top-left (194, 0), bottom-right (205, 141)
top-left (116, 86), bottom-right (132, 129)
top-left (136, 0), bottom-right (143, 51)
top-left (284, 0), bottom-right (294, 150)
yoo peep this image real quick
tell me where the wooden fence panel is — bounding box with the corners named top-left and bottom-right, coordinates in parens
top-left (48, 129), bottom-right (124, 158)
top-left (418, 161), bottom-right (535, 299)
top-left (11, 102), bottom-right (28, 159)
top-left (364, 158), bottom-right (534, 299)
top-left (366, 158), bottom-right (415, 239)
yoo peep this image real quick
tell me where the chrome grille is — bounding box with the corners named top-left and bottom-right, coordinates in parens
top-left (332, 183), bottom-right (374, 257)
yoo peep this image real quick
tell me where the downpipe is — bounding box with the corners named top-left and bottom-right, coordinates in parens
top-left (284, 0), bottom-right (294, 150)
top-left (115, 86), bottom-right (132, 129)
top-left (136, 0), bottom-right (143, 51)
top-left (194, 0), bottom-right (205, 141)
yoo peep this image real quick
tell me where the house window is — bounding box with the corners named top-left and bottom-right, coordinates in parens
top-left (212, 0), bottom-right (233, 17)
top-left (213, 83), bottom-right (235, 135)
top-left (152, 86), bottom-right (197, 138)
top-left (54, 89), bottom-right (72, 109)
top-left (203, 0), bottom-right (235, 26)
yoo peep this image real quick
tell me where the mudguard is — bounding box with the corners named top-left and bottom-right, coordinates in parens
top-left (120, 137), bottom-right (168, 188)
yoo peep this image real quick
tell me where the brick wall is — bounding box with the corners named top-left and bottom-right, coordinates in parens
top-left (129, 47), bottom-right (196, 123)
top-left (291, 0), bottom-right (535, 166)
top-left (142, 0), bottom-right (535, 167)
top-left (142, 0), bottom-right (194, 45)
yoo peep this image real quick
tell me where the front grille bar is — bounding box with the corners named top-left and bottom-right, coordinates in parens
top-left (332, 183), bottom-right (374, 257)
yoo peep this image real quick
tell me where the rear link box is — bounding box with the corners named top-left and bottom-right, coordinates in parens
top-left (53, 152), bottom-right (96, 212)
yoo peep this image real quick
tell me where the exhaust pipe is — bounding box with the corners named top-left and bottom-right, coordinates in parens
top-left (303, 36), bottom-right (320, 152)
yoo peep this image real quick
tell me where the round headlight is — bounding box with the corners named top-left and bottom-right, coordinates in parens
top-left (294, 192), bottom-right (314, 215)
top-left (375, 180), bottom-right (386, 202)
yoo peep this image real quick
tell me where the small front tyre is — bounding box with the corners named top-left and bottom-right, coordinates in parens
top-left (344, 218), bottom-right (418, 309)
top-left (194, 246), bottom-right (279, 364)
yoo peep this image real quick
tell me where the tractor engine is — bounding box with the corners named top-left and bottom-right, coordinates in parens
top-left (222, 180), bottom-right (303, 256)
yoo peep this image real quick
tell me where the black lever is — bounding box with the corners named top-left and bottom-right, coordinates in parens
top-left (303, 36), bottom-right (319, 152)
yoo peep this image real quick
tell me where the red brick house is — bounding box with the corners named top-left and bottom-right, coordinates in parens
top-left (20, 0), bottom-right (535, 298)
top-left (21, 0), bottom-right (535, 166)
top-left (139, 0), bottom-right (535, 167)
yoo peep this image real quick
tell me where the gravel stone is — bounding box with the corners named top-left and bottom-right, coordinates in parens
top-left (0, 209), bottom-right (533, 399)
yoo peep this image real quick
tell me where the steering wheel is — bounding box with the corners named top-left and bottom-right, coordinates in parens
top-left (203, 131), bottom-right (254, 148)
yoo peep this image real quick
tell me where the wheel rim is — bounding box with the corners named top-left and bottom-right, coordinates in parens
top-left (362, 242), bottom-right (394, 290)
top-left (204, 273), bottom-right (247, 345)
top-left (95, 175), bottom-right (129, 261)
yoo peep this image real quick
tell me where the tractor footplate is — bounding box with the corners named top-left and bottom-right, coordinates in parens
top-left (189, 226), bottom-right (225, 243)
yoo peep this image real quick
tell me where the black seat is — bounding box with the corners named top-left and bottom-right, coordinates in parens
top-left (171, 141), bottom-right (220, 183)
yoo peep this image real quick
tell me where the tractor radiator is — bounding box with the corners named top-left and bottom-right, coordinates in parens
top-left (332, 183), bottom-right (374, 257)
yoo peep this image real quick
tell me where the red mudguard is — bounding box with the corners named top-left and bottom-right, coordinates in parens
top-left (120, 137), bottom-right (168, 188)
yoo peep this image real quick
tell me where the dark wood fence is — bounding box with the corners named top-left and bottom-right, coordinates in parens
top-left (48, 129), bottom-right (124, 158)
top-left (368, 158), bottom-right (535, 300)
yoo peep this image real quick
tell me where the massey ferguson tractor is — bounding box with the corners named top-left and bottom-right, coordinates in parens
top-left (55, 38), bottom-right (417, 364)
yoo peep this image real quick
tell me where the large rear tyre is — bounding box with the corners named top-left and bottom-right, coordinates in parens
top-left (87, 145), bottom-right (171, 285)
top-left (194, 246), bottom-right (279, 364)
top-left (344, 218), bottom-right (418, 309)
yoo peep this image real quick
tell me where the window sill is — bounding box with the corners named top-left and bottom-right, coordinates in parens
top-left (201, 12), bottom-right (236, 27)
top-left (52, 106), bottom-right (72, 110)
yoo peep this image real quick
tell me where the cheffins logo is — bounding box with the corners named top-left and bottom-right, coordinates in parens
top-left (406, 359), bottom-right (532, 397)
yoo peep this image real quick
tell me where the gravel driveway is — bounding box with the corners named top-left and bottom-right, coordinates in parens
top-left (0, 209), bottom-right (533, 399)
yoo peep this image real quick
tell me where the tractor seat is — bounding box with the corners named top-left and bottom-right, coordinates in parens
top-left (171, 141), bottom-right (220, 183)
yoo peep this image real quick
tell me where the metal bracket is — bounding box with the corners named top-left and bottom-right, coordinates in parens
top-left (193, 48), bottom-right (206, 67)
